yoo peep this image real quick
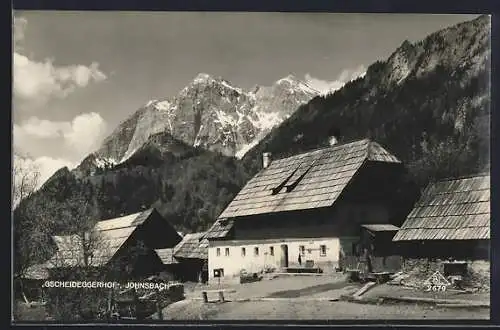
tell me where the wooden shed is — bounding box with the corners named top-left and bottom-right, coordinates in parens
top-left (156, 232), bottom-right (208, 283)
top-left (45, 208), bottom-right (182, 281)
top-left (393, 174), bottom-right (490, 260)
top-left (205, 138), bottom-right (419, 281)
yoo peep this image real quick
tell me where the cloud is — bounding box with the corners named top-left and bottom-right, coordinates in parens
top-left (13, 53), bottom-right (107, 102)
top-left (13, 116), bottom-right (71, 139)
top-left (305, 65), bottom-right (367, 95)
top-left (63, 112), bottom-right (108, 152)
top-left (13, 16), bottom-right (28, 50)
top-left (13, 153), bottom-right (75, 192)
top-left (30, 156), bottom-right (75, 187)
top-left (12, 16), bottom-right (107, 104)
top-left (14, 112), bottom-right (108, 155)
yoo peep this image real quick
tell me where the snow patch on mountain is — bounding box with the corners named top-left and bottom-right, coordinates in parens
top-left (249, 111), bottom-right (285, 131)
top-left (146, 99), bottom-right (158, 107)
top-left (220, 80), bottom-right (243, 94)
top-left (155, 100), bottom-right (171, 111)
top-left (93, 156), bottom-right (118, 168)
top-left (235, 139), bottom-right (260, 159)
top-left (276, 74), bottom-right (320, 95)
top-left (193, 73), bottom-right (212, 84)
top-left (193, 124), bottom-right (204, 147)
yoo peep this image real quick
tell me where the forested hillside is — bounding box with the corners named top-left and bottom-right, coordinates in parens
top-left (242, 15), bottom-right (490, 188)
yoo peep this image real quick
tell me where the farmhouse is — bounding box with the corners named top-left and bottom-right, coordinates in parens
top-left (43, 208), bottom-right (182, 280)
top-left (393, 174), bottom-right (490, 258)
top-left (205, 138), bottom-right (419, 282)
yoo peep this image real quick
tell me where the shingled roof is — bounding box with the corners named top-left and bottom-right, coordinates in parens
top-left (173, 232), bottom-right (207, 259)
top-left (393, 174), bottom-right (490, 241)
top-left (46, 209), bottom-right (155, 268)
top-left (154, 248), bottom-right (178, 265)
top-left (361, 224), bottom-right (400, 232)
top-left (218, 139), bottom-right (401, 219)
top-left (204, 219), bottom-right (235, 240)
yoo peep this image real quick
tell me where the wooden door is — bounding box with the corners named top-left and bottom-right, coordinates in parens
top-left (280, 244), bottom-right (289, 268)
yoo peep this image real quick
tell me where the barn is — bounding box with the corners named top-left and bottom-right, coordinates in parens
top-left (205, 138), bottom-right (419, 282)
top-left (393, 174), bottom-right (490, 259)
top-left (44, 208), bottom-right (182, 280)
top-left (392, 174), bottom-right (490, 283)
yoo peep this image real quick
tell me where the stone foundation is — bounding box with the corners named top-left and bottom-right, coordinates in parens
top-left (401, 258), bottom-right (490, 292)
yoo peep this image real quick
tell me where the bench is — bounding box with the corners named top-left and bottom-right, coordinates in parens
top-left (240, 272), bottom-right (263, 284)
top-left (285, 267), bottom-right (323, 274)
top-left (346, 269), bottom-right (361, 282)
top-left (201, 289), bottom-right (229, 303)
top-left (370, 272), bottom-right (392, 284)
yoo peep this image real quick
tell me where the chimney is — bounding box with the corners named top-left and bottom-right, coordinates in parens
top-left (262, 152), bottom-right (272, 169)
top-left (327, 126), bottom-right (341, 146)
top-left (328, 136), bottom-right (338, 146)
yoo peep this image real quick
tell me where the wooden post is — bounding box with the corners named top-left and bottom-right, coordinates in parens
top-left (218, 291), bottom-right (225, 303)
top-left (202, 291), bottom-right (208, 303)
top-left (107, 288), bottom-right (113, 320)
top-left (155, 289), bottom-right (162, 320)
top-left (132, 289), bottom-right (138, 320)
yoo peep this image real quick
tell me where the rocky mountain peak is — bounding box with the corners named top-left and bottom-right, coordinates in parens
top-left (274, 74), bottom-right (319, 95)
top-left (193, 72), bottom-right (213, 83)
top-left (364, 14), bottom-right (489, 91)
top-left (83, 72), bottom-right (319, 171)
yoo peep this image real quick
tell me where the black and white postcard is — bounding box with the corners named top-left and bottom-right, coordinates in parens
top-left (12, 12), bottom-right (491, 323)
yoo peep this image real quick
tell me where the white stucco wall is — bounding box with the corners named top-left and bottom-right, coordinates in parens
top-left (208, 237), bottom-right (340, 281)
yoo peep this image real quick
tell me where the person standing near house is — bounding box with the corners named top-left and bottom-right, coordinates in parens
top-left (360, 247), bottom-right (373, 279)
top-left (338, 245), bottom-right (345, 272)
top-left (298, 253), bottom-right (302, 266)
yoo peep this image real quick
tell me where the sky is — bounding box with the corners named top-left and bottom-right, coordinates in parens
top-left (12, 11), bottom-right (479, 186)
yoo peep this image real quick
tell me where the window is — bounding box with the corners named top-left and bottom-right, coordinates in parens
top-left (272, 167), bottom-right (299, 195)
top-left (241, 247), bottom-right (246, 257)
top-left (269, 246), bottom-right (274, 256)
top-left (320, 245), bottom-right (327, 257)
top-left (254, 247), bottom-right (259, 256)
top-left (216, 248), bottom-right (221, 257)
top-left (299, 245), bottom-right (305, 256)
top-left (225, 248), bottom-right (230, 256)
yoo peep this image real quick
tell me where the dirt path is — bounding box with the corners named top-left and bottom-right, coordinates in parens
top-left (266, 281), bottom-right (349, 298)
top-left (162, 299), bottom-right (489, 320)
top-left (185, 274), bottom-right (349, 301)
top-left (164, 276), bottom-right (490, 321)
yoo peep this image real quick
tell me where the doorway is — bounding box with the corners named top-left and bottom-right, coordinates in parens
top-left (280, 244), bottom-right (289, 268)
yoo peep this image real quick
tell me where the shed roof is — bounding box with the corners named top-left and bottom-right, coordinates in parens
top-left (23, 263), bottom-right (50, 280)
top-left (46, 209), bottom-right (154, 268)
top-left (154, 248), bottom-right (178, 265)
top-left (204, 219), bottom-right (234, 240)
top-left (218, 139), bottom-right (400, 219)
top-left (173, 232), bottom-right (207, 259)
top-left (393, 174), bottom-right (490, 241)
top-left (190, 238), bottom-right (209, 259)
top-left (361, 224), bottom-right (400, 232)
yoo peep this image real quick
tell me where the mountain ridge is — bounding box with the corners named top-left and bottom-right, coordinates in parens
top-left (242, 15), bottom-right (490, 187)
top-left (77, 73), bottom-right (319, 174)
